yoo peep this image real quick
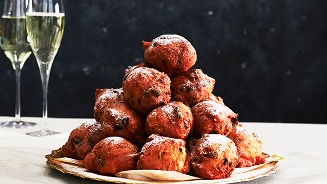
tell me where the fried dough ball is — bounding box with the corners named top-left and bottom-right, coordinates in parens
top-left (94, 88), bottom-right (124, 122)
top-left (208, 94), bottom-right (224, 105)
top-left (99, 101), bottom-right (146, 146)
top-left (145, 101), bottom-right (193, 139)
top-left (228, 124), bottom-right (265, 167)
top-left (190, 134), bottom-right (238, 179)
top-left (61, 121), bottom-right (106, 160)
top-left (191, 100), bottom-right (238, 137)
top-left (137, 134), bottom-right (190, 174)
top-left (143, 34), bottom-right (197, 77)
top-left (171, 69), bottom-right (215, 107)
top-left (123, 62), bottom-right (147, 79)
top-left (84, 137), bottom-right (140, 175)
top-left (122, 67), bottom-right (171, 114)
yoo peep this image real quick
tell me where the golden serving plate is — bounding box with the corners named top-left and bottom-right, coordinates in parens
top-left (46, 148), bottom-right (282, 183)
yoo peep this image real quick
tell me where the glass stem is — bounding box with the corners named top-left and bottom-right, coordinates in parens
top-left (14, 63), bottom-right (22, 123)
top-left (39, 63), bottom-right (51, 130)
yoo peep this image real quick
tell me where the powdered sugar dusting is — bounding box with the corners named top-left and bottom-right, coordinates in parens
top-left (79, 121), bottom-right (101, 133)
top-left (201, 134), bottom-right (232, 152)
top-left (102, 136), bottom-right (125, 145)
top-left (202, 101), bottom-right (234, 116)
top-left (108, 108), bottom-right (122, 117)
top-left (142, 134), bottom-right (185, 151)
top-left (101, 88), bottom-right (123, 100)
top-left (127, 67), bottom-right (157, 80)
top-left (161, 104), bottom-right (175, 117)
top-left (151, 34), bottom-right (187, 46)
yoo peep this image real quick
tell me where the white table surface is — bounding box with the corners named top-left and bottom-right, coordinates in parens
top-left (0, 116), bottom-right (326, 184)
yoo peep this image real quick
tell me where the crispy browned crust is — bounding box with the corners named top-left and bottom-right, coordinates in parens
top-left (228, 124), bottom-right (265, 167)
top-left (99, 101), bottom-right (147, 146)
top-left (137, 134), bottom-right (190, 174)
top-left (122, 67), bottom-right (171, 115)
top-left (191, 100), bottom-right (238, 137)
top-left (84, 137), bottom-right (140, 175)
top-left (143, 34), bottom-right (197, 77)
top-left (145, 101), bottom-right (193, 139)
top-left (171, 69), bottom-right (215, 107)
top-left (94, 88), bottom-right (124, 122)
top-left (190, 134), bottom-right (238, 179)
top-left (61, 121), bottom-right (107, 160)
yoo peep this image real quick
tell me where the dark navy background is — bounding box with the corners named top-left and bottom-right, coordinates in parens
top-left (0, 0), bottom-right (326, 123)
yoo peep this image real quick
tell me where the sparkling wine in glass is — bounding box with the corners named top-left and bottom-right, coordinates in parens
top-left (0, 0), bottom-right (36, 128)
top-left (25, 0), bottom-right (65, 136)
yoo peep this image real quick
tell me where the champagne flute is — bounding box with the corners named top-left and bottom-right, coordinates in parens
top-left (25, 0), bottom-right (65, 136)
top-left (0, 0), bottom-right (36, 128)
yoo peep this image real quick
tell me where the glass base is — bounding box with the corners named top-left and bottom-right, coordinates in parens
top-left (1, 121), bottom-right (37, 128)
top-left (26, 129), bottom-right (59, 137)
